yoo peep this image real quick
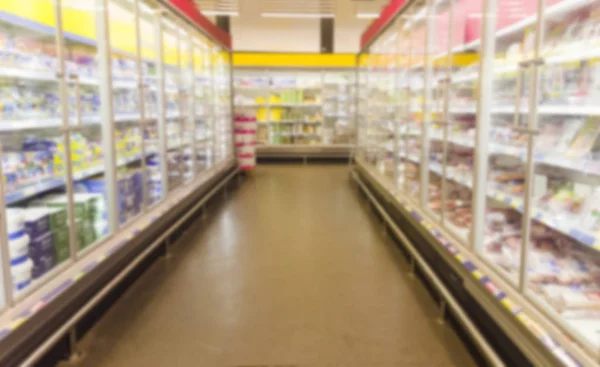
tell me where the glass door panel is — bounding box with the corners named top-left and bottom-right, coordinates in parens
top-left (480, 0), bottom-right (540, 285)
top-left (323, 71), bottom-right (355, 145)
top-left (194, 37), bottom-right (213, 173)
top-left (406, 1), bottom-right (428, 202)
top-left (140, 10), bottom-right (162, 207)
top-left (526, 0), bottom-right (600, 352)
top-left (162, 19), bottom-right (182, 192)
top-left (109, 0), bottom-right (143, 227)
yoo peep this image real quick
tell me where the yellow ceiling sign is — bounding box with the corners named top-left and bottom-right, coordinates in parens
top-left (233, 53), bottom-right (357, 68)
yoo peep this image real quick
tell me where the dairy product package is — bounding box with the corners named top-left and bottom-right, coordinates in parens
top-left (29, 231), bottom-right (54, 260)
top-left (21, 208), bottom-right (51, 239)
top-left (11, 258), bottom-right (33, 291)
top-left (32, 253), bottom-right (55, 279)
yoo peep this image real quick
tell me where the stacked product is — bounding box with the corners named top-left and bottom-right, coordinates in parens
top-left (234, 115), bottom-right (256, 171)
top-left (147, 155), bottom-right (162, 205)
top-left (118, 170), bottom-right (143, 224)
top-left (23, 208), bottom-right (58, 280)
top-left (77, 170), bottom-right (142, 227)
top-left (6, 210), bottom-right (33, 292)
top-left (36, 194), bottom-right (100, 250)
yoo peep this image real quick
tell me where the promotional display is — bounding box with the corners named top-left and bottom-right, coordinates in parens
top-left (359, 0), bottom-right (600, 365)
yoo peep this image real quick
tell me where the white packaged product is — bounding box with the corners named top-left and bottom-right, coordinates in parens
top-left (5, 209), bottom-right (31, 264)
top-left (11, 258), bottom-right (33, 291)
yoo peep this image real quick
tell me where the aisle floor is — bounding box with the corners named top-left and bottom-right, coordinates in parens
top-left (76, 165), bottom-right (477, 367)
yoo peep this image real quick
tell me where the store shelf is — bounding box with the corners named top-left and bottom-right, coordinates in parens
top-left (425, 158), bottom-right (600, 252)
top-left (269, 103), bottom-right (321, 108)
top-left (0, 112), bottom-right (182, 131)
top-left (258, 120), bottom-right (321, 124)
top-left (5, 152), bottom-right (154, 205)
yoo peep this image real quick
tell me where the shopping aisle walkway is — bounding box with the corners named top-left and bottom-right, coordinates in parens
top-left (76, 165), bottom-right (477, 367)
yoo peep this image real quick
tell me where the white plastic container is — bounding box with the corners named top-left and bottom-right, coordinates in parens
top-left (5, 208), bottom-right (24, 234)
top-left (11, 258), bottom-right (33, 291)
top-left (8, 231), bottom-right (30, 264)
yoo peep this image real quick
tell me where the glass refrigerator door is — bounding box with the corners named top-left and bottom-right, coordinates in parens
top-left (525, 0), bottom-right (600, 353)
top-left (162, 19), bottom-right (183, 192)
top-left (443, 0), bottom-right (482, 246)
top-left (478, 0), bottom-right (541, 286)
top-left (234, 70), bottom-right (269, 144)
top-left (109, 0), bottom-right (143, 228)
top-left (425, 1), bottom-right (451, 223)
top-left (214, 49), bottom-right (232, 163)
top-left (194, 38), bottom-right (214, 172)
top-left (406, 2), bottom-right (428, 203)
top-left (323, 71), bottom-right (354, 145)
top-left (179, 26), bottom-right (194, 183)
top-left (0, 0), bottom-right (72, 302)
top-left (358, 57), bottom-right (369, 160)
top-left (396, 30), bottom-right (411, 191)
top-left (140, 8), bottom-right (163, 207)
top-left (64, 1), bottom-right (110, 255)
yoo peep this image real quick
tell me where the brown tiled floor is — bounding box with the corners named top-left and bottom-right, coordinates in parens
top-left (74, 165), bottom-right (477, 367)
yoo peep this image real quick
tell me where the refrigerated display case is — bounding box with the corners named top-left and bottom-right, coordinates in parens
top-left (356, 0), bottom-right (600, 365)
top-left (0, 0), bottom-right (234, 351)
top-left (234, 68), bottom-right (356, 160)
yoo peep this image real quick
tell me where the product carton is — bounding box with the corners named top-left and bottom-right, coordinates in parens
top-left (29, 231), bottom-right (54, 260)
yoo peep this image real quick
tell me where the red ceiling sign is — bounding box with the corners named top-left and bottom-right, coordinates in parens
top-left (167, 0), bottom-right (232, 50)
top-left (360, 0), bottom-right (407, 50)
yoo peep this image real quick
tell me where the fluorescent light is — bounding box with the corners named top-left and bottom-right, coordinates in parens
top-left (261, 12), bottom-right (334, 19)
top-left (163, 18), bottom-right (177, 30)
top-left (356, 13), bottom-right (379, 19)
top-left (202, 10), bottom-right (239, 17)
top-left (139, 1), bottom-right (155, 14)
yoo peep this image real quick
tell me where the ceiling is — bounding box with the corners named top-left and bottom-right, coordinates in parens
top-left (193, 0), bottom-right (388, 52)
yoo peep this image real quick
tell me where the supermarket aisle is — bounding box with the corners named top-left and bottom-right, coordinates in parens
top-left (76, 165), bottom-right (477, 367)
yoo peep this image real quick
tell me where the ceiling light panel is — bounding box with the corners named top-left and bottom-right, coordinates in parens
top-left (261, 0), bottom-right (334, 17)
top-left (352, 0), bottom-right (388, 19)
top-left (194, 0), bottom-right (239, 15)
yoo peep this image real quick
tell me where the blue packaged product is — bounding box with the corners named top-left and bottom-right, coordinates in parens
top-left (29, 231), bottom-right (54, 260)
top-left (22, 209), bottom-right (50, 239)
top-left (31, 253), bottom-right (56, 279)
top-left (21, 137), bottom-right (57, 152)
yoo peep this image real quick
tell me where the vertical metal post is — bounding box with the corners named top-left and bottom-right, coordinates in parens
top-left (0, 144), bottom-right (13, 307)
top-left (266, 68), bottom-right (272, 144)
top-left (437, 300), bottom-right (447, 325)
top-left (420, 0), bottom-right (434, 208)
top-left (320, 69), bottom-right (325, 144)
top-left (68, 327), bottom-right (81, 361)
top-left (471, 0), bottom-right (497, 251)
top-left (156, 14), bottom-right (169, 196)
top-left (404, 27), bottom-right (412, 195)
top-left (351, 53), bottom-right (360, 166)
top-left (174, 21), bottom-right (185, 184)
top-left (392, 35), bottom-right (401, 191)
top-left (364, 58), bottom-right (370, 164)
top-left (227, 52), bottom-right (236, 161)
top-left (134, 0), bottom-right (149, 212)
top-left (518, 0), bottom-right (546, 293)
top-left (96, 0), bottom-right (118, 233)
top-left (210, 48), bottom-right (219, 164)
top-left (55, 0), bottom-right (80, 259)
top-left (440, 0), bottom-right (454, 227)
top-left (188, 32), bottom-right (197, 179)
